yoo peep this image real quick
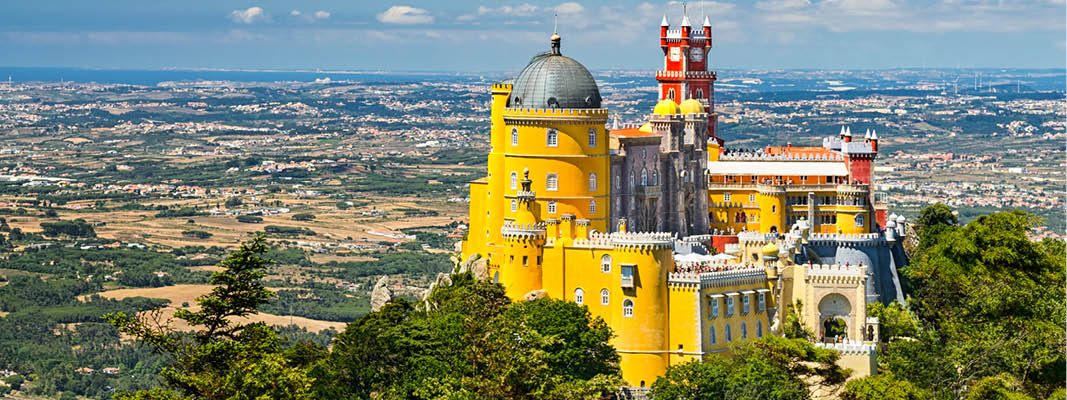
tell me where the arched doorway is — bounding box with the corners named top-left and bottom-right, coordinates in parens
top-left (817, 293), bottom-right (852, 342)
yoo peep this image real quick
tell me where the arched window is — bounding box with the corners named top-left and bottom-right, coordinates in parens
top-left (600, 289), bottom-right (609, 305)
top-left (667, 88), bottom-right (675, 99)
top-left (631, 171), bottom-right (636, 188)
top-left (511, 127), bottom-right (519, 146)
top-left (546, 173), bottom-right (558, 191)
top-left (589, 200), bottom-right (596, 214)
top-left (652, 169), bottom-right (659, 186)
top-left (601, 254), bottom-right (611, 273)
top-left (855, 214), bottom-right (865, 227)
top-left (741, 322), bottom-right (748, 339)
top-left (641, 168), bottom-right (649, 186)
top-left (574, 288), bottom-right (584, 305)
top-left (510, 172), bottom-right (518, 190)
top-left (588, 128), bottom-right (597, 146)
top-left (756, 320), bottom-right (763, 337)
top-left (510, 199), bottom-right (517, 212)
top-left (588, 173), bottom-right (597, 192)
top-left (696, 88), bottom-right (704, 99)
top-left (623, 299), bottom-right (634, 317)
top-left (546, 128), bottom-right (558, 147)
top-left (614, 172), bottom-right (620, 189)
top-left (725, 324), bottom-right (732, 342)
top-left (709, 326), bottom-right (717, 344)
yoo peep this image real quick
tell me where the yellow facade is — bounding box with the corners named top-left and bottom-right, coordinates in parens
top-left (707, 184), bottom-right (872, 235)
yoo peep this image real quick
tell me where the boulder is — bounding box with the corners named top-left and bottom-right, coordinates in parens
top-left (523, 289), bottom-right (547, 301)
top-left (370, 276), bottom-right (392, 312)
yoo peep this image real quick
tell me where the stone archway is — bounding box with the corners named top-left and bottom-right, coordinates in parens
top-left (817, 293), bottom-right (852, 341)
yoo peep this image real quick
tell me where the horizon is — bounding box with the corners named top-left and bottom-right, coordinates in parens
top-left (1, 1), bottom-right (1064, 71)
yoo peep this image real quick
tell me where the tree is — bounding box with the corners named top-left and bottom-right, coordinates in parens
top-left (224, 197), bottom-right (243, 208)
top-left (842, 372), bottom-right (932, 400)
top-left (236, 215), bottom-right (262, 224)
top-left (652, 335), bottom-right (850, 400)
top-left (107, 236), bottom-right (313, 400)
top-left (915, 203), bottom-right (958, 253)
top-left (290, 213), bottom-right (315, 221)
top-left (316, 272), bottom-right (622, 399)
top-left (866, 301), bottom-right (918, 341)
top-left (894, 211), bottom-right (1066, 398)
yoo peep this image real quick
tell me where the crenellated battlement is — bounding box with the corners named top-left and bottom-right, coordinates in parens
top-left (501, 221), bottom-right (546, 240)
top-left (815, 342), bottom-right (877, 355)
top-left (719, 152), bottom-right (844, 161)
top-left (502, 107), bottom-right (609, 121)
top-left (667, 266), bottom-right (766, 288)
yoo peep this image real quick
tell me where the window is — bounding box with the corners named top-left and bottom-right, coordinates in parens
top-left (652, 169), bottom-right (659, 185)
top-left (510, 199), bottom-right (517, 212)
top-left (574, 288), bottom-right (584, 305)
top-left (641, 168), bottom-right (648, 186)
top-left (600, 289), bottom-right (609, 305)
top-left (522, 256), bottom-right (528, 266)
top-left (696, 88), bottom-right (704, 99)
top-left (510, 172), bottom-right (518, 190)
top-left (742, 295), bottom-right (751, 314)
top-left (709, 326), bottom-right (717, 344)
top-left (726, 296), bottom-right (735, 316)
top-left (758, 293), bottom-right (766, 312)
top-left (771, 205), bottom-right (776, 214)
top-left (511, 127), bottom-right (518, 146)
top-left (724, 193), bottom-right (731, 202)
top-left (642, 149), bottom-right (647, 159)
top-left (725, 324), bottom-right (732, 342)
top-left (589, 200), bottom-right (596, 214)
top-left (546, 173), bottom-right (558, 191)
top-left (614, 173), bottom-right (620, 189)
top-left (756, 321), bottom-right (763, 338)
top-left (623, 299), bottom-right (634, 317)
top-left (621, 265), bottom-right (634, 288)
top-left (668, 88), bottom-right (676, 99)
top-left (547, 201), bottom-right (557, 214)
top-left (710, 297), bottom-right (719, 318)
top-left (749, 194), bottom-right (756, 203)
top-left (630, 171), bottom-right (636, 188)
top-left (546, 128), bottom-right (558, 147)
top-left (588, 173), bottom-right (597, 191)
top-left (741, 322), bottom-right (748, 339)
top-left (588, 128), bottom-right (597, 146)
top-left (855, 214), bottom-right (865, 227)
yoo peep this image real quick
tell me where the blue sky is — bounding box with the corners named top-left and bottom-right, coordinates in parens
top-left (1, 1), bottom-right (1064, 71)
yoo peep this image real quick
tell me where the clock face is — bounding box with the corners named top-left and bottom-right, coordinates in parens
top-left (669, 47), bottom-right (681, 62)
top-left (690, 47), bottom-right (704, 62)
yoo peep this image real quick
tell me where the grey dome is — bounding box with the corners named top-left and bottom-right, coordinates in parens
top-left (509, 41), bottom-right (602, 109)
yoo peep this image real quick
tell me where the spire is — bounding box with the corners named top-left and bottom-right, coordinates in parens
top-left (870, 129), bottom-right (878, 139)
top-left (839, 126), bottom-right (846, 136)
top-left (845, 126), bottom-right (852, 137)
top-left (661, 13), bottom-right (669, 26)
top-left (549, 12), bottom-right (561, 55)
top-left (681, 2), bottom-right (691, 27)
top-left (703, 15), bottom-right (711, 27)
top-left (864, 129), bottom-right (871, 139)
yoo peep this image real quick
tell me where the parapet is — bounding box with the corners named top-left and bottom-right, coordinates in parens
top-left (668, 266), bottom-right (767, 288)
top-left (570, 230), bottom-right (674, 250)
top-left (814, 342), bottom-right (876, 355)
top-left (501, 221), bottom-right (546, 240)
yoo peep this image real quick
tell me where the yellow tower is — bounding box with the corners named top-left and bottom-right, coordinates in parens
top-left (499, 169), bottom-right (547, 298)
top-left (757, 185), bottom-right (786, 233)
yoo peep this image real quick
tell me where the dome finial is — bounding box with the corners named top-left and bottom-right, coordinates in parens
top-left (550, 12), bottom-right (561, 55)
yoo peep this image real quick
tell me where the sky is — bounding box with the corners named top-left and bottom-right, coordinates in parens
top-left (1, 0), bottom-right (1064, 71)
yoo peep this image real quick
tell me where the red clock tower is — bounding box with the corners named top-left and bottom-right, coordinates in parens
top-left (658, 11), bottom-right (720, 145)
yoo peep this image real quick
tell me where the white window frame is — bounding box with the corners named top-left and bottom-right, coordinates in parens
top-left (749, 194), bottom-right (756, 203)
top-left (601, 254), bottom-right (611, 273)
top-left (622, 299), bottom-right (634, 317)
top-left (547, 200), bottom-right (557, 214)
top-left (724, 193), bottom-right (731, 202)
top-left (574, 288), bottom-right (584, 305)
top-left (710, 297), bottom-right (719, 318)
top-left (588, 127), bottom-right (597, 147)
top-left (855, 213), bottom-right (865, 227)
top-left (588, 173), bottom-right (597, 192)
top-left (546, 173), bottom-right (558, 191)
top-left (726, 296), bottom-right (735, 316)
top-left (510, 172), bottom-right (518, 190)
top-left (546, 128), bottom-right (559, 147)
top-left (758, 293), bottom-right (766, 312)
top-left (600, 289), bottom-right (609, 305)
top-left (510, 199), bottom-right (517, 212)
top-left (511, 127), bottom-right (519, 146)
top-left (589, 200), bottom-right (596, 214)
top-left (742, 295), bottom-right (751, 314)
top-left (641, 168), bottom-right (648, 186)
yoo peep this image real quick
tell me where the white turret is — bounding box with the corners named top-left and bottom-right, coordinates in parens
top-left (661, 13), bottom-right (669, 27)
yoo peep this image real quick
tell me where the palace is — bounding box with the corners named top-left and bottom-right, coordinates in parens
top-left (459, 11), bottom-right (909, 392)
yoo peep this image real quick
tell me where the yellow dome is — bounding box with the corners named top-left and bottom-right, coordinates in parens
top-left (679, 98), bottom-right (704, 114)
top-left (761, 242), bottom-right (779, 257)
top-left (653, 99), bottom-right (679, 115)
top-left (638, 122), bottom-right (653, 133)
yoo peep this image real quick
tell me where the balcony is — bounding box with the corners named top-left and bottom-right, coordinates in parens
top-left (635, 185), bottom-right (661, 197)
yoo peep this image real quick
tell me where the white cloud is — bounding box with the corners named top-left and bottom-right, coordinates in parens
top-left (314, 11), bottom-right (331, 19)
top-left (555, 2), bottom-right (585, 14)
top-left (290, 10), bottom-right (301, 16)
top-left (755, 0), bottom-right (812, 11)
top-left (377, 6), bottom-right (434, 24)
top-left (230, 6), bottom-right (269, 24)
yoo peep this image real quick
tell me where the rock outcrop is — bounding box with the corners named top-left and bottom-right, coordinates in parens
top-left (370, 276), bottom-right (392, 312)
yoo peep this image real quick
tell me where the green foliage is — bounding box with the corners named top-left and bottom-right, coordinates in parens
top-left (915, 203), bottom-right (958, 253)
top-left (155, 208), bottom-right (206, 218)
top-left (651, 335), bottom-right (849, 400)
top-left (964, 374), bottom-right (1035, 400)
top-left (260, 288), bottom-right (369, 322)
top-left (315, 272), bottom-right (622, 399)
top-left (842, 372), bottom-right (932, 400)
top-left (866, 301), bottom-right (918, 341)
top-left (290, 213), bottom-right (315, 221)
top-left (40, 219), bottom-right (96, 238)
top-left (890, 210), bottom-right (1066, 399)
top-left (224, 197), bottom-right (243, 208)
top-left (236, 215), bottom-right (263, 223)
top-left (181, 230), bottom-right (212, 239)
top-left (782, 300), bottom-right (813, 340)
top-left (107, 237), bottom-right (314, 400)
top-left (264, 225), bottom-right (314, 236)
top-left (324, 251), bottom-right (452, 280)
